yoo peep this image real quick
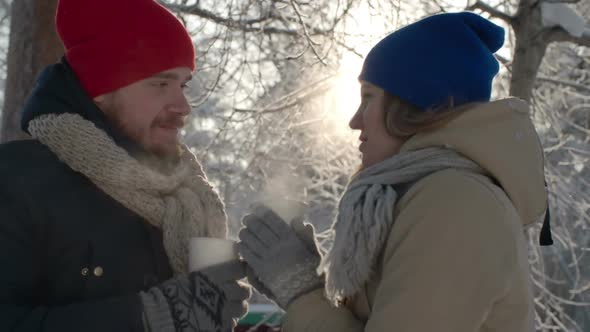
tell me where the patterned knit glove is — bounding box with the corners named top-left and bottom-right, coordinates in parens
top-left (140, 260), bottom-right (251, 332)
top-left (237, 205), bottom-right (323, 309)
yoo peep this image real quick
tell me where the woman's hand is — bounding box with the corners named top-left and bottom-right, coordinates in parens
top-left (237, 205), bottom-right (323, 309)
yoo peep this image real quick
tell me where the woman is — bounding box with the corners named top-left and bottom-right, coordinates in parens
top-left (238, 11), bottom-right (549, 332)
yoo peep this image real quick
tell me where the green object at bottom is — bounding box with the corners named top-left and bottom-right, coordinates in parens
top-left (239, 304), bottom-right (283, 326)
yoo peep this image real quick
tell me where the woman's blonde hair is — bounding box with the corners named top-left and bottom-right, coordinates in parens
top-left (352, 93), bottom-right (479, 174)
top-left (383, 93), bottom-right (477, 138)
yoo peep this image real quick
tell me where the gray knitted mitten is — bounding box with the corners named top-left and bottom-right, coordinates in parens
top-left (237, 205), bottom-right (323, 309)
top-left (140, 260), bottom-right (251, 332)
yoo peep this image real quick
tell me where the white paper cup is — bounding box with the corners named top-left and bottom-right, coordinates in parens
top-left (188, 237), bottom-right (238, 271)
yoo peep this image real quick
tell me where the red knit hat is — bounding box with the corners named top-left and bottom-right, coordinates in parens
top-left (56, 0), bottom-right (196, 97)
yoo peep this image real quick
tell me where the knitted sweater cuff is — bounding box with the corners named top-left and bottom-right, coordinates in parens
top-left (273, 257), bottom-right (324, 308)
top-left (139, 290), bottom-right (176, 332)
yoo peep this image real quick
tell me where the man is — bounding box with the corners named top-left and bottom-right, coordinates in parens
top-left (0, 0), bottom-right (250, 331)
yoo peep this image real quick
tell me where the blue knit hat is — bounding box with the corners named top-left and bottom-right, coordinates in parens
top-left (359, 12), bottom-right (505, 110)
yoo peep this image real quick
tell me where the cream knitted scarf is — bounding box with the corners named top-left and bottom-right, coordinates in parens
top-left (317, 147), bottom-right (485, 304)
top-left (28, 113), bottom-right (227, 275)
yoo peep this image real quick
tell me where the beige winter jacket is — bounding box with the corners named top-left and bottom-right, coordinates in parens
top-left (283, 98), bottom-right (546, 332)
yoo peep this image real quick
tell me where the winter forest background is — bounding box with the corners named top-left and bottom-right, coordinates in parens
top-left (0, 0), bottom-right (588, 330)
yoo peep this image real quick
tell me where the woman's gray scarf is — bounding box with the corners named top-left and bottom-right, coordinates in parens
top-left (317, 147), bottom-right (485, 304)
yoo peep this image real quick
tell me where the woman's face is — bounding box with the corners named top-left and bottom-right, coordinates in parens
top-left (349, 81), bottom-right (406, 168)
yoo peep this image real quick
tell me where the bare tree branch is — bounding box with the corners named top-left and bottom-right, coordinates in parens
top-left (0, 0), bottom-right (10, 26)
top-left (431, 0), bottom-right (448, 13)
top-left (234, 75), bottom-right (333, 114)
top-left (467, 0), bottom-right (515, 25)
top-left (548, 27), bottom-right (590, 47)
top-left (334, 38), bottom-right (363, 58)
top-left (161, 0), bottom-right (275, 26)
top-left (495, 53), bottom-right (512, 66)
top-left (516, 0), bottom-right (542, 17)
top-left (161, 0), bottom-right (336, 36)
top-left (537, 75), bottom-right (590, 93)
top-left (289, 0), bottom-right (327, 65)
top-left (542, 0), bottom-right (582, 3)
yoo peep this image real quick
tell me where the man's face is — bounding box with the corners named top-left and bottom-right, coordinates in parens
top-left (95, 67), bottom-right (193, 157)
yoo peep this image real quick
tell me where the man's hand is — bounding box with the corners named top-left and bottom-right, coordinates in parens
top-left (141, 260), bottom-right (251, 332)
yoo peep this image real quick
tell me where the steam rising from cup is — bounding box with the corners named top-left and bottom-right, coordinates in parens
top-left (254, 169), bottom-right (307, 223)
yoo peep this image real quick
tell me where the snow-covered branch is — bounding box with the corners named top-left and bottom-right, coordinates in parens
top-left (541, 1), bottom-right (589, 46)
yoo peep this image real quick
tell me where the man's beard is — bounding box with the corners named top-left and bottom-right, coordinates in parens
top-left (106, 113), bottom-right (185, 174)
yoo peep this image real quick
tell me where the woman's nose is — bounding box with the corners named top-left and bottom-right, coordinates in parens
top-left (349, 108), bottom-right (362, 130)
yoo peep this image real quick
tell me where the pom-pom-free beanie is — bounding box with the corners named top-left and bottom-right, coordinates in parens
top-left (56, 0), bottom-right (196, 97)
top-left (359, 12), bottom-right (505, 110)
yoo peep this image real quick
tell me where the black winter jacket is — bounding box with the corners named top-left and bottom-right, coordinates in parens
top-left (0, 60), bottom-right (173, 331)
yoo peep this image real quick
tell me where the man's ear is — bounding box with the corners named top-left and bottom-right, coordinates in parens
top-left (93, 94), bottom-right (106, 104)
top-left (93, 93), bottom-right (111, 113)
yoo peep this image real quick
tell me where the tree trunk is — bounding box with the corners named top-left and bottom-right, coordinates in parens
top-left (0, 0), bottom-right (62, 143)
top-left (509, 1), bottom-right (590, 102)
top-left (510, 3), bottom-right (547, 102)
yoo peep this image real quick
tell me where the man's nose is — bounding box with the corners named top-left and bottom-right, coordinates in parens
top-left (169, 92), bottom-right (191, 115)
